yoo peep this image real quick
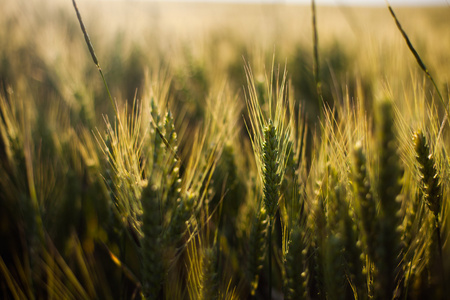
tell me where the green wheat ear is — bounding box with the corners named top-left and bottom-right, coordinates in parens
top-left (163, 191), bottom-right (195, 247)
top-left (261, 119), bottom-right (282, 299)
top-left (374, 99), bottom-right (404, 299)
top-left (413, 130), bottom-right (447, 289)
top-left (262, 120), bottom-right (281, 219)
top-left (140, 183), bottom-right (164, 300)
top-left (323, 168), bottom-right (347, 300)
top-left (307, 178), bottom-right (327, 299)
top-left (413, 130), bottom-right (442, 217)
top-left (341, 200), bottom-right (366, 299)
top-left (200, 246), bottom-right (219, 300)
top-left (283, 223), bottom-right (307, 300)
top-left (352, 141), bottom-right (377, 260)
top-left (247, 206), bottom-right (268, 295)
top-left (351, 141), bottom-right (375, 298)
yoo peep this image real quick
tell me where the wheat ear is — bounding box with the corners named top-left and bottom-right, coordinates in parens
top-left (283, 223), bottom-right (307, 300)
top-left (140, 184), bottom-right (164, 299)
top-left (247, 206), bottom-right (268, 296)
top-left (374, 100), bottom-right (404, 299)
top-left (413, 130), bottom-right (446, 291)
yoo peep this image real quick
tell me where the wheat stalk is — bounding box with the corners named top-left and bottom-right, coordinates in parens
top-left (71, 0), bottom-right (119, 120)
top-left (386, 2), bottom-right (445, 112)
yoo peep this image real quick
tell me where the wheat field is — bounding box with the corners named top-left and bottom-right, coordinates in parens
top-left (0, 0), bottom-right (450, 299)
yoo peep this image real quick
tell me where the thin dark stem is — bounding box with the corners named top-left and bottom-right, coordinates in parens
top-left (435, 217), bottom-right (447, 296)
top-left (311, 0), bottom-right (323, 120)
top-left (268, 218), bottom-right (272, 300)
top-left (386, 4), bottom-right (446, 116)
top-left (72, 0), bottom-right (119, 120)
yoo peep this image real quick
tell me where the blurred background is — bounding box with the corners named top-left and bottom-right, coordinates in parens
top-left (2, 0), bottom-right (449, 123)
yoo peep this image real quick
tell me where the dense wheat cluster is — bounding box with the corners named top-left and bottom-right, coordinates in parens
top-left (1, 0), bottom-right (450, 299)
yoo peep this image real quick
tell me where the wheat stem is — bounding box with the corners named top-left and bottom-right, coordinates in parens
top-left (311, 0), bottom-right (323, 120)
top-left (268, 218), bottom-right (272, 300)
top-left (71, 0), bottom-right (119, 120)
top-left (386, 3), bottom-right (446, 115)
top-left (435, 219), bottom-right (446, 287)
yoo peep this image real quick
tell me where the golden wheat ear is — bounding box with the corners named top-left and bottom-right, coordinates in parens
top-left (413, 131), bottom-right (442, 218)
top-left (413, 130), bottom-right (447, 290)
